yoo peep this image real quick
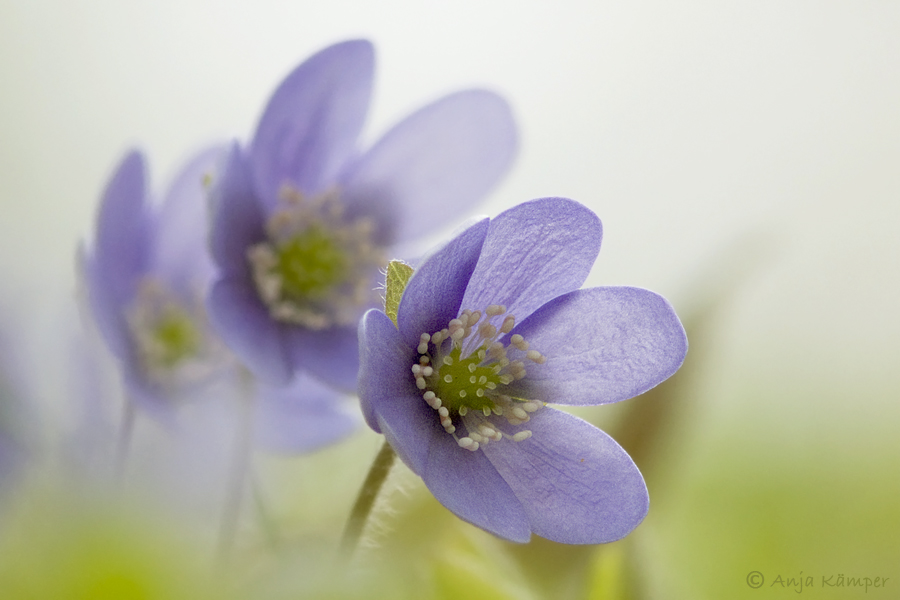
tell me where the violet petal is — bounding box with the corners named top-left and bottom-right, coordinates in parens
top-left (506, 287), bottom-right (688, 406)
top-left (396, 217), bottom-right (489, 348)
top-left (285, 324), bottom-right (360, 392)
top-left (250, 40), bottom-right (374, 207)
top-left (209, 144), bottom-right (266, 277)
top-left (460, 198), bottom-right (602, 322)
top-left (483, 408), bottom-right (648, 544)
top-left (152, 145), bottom-right (225, 292)
top-left (206, 277), bottom-right (292, 384)
top-left (357, 309), bottom-right (417, 435)
top-left (88, 150), bottom-right (151, 358)
top-left (340, 90), bottom-right (517, 246)
top-left (422, 426), bottom-right (532, 543)
top-left (254, 373), bottom-right (360, 454)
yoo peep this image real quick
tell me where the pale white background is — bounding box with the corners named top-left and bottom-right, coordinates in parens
top-left (2, 0), bottom-right (899, 436)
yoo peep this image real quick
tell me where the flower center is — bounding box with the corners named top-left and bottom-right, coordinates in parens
top-left (248, 186), bottom-right (385, 329)
top-left (127, 279), bottom-right (219, 388)
top-left (411, 305), bottom-right (547, 452)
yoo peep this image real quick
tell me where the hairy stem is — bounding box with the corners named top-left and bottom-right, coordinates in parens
top-left (339, 440), bottom-right (396, 558)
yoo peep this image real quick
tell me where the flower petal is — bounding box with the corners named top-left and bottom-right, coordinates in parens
top-left (483, 408), bottom-right (648, 544)
top-left (251, 40), bottom-right (374, 206)
top-left (340, 90), bottom-right (517, 245)
top-left (209, 144), bottom-right (266, 276)
top-left (122, 369), bottom-right (179, 428)
top-left (396, 217), bottom-right (489, 348)
top-left (506, 287), bottom-right (687, 406)
top-left (206, 277), bottom-right (292, 384)
top-left (285, 324), bottom-right (360, 392)
top-left (152, 145), bottom-right (226, 292)
top-left (357, 309), bottom-right (417, 434)
top-left (422, 426), bottom-right (532, 543)
top-left (460, 198), bottom-right (602, 322)
top-left (87, 150), bottom-right (151, 358)
top-left (254, 373), bottom-right (360, 454)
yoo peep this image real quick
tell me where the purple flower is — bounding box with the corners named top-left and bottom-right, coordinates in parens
top-left (358, 198), bottom-right (688, 544)
top-left (83, 149), bottom-right (360, 452)
top-left (207, 39), bottom-right (517, 390)
top-left (82, 148), bottom-right (229, 418)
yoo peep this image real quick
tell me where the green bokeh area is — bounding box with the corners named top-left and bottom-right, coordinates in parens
top-left (0, 485), bottom-right (231, 600)
top-left (653, 398), bottom-right (900, 600)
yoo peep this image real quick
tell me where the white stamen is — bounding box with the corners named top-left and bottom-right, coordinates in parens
top-left (414, 304), bottom-right (548, 454)
top-left (526, 349), bottom-right (544, 363)
top-left (486, 304), bottom-right (505, 317)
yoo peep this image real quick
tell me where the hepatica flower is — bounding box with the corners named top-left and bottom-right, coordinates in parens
top-left (208, 39), bottom-right (517, 389)
top-left (358, 198), bottom-right (688, 544)
top-left (83, 150), bottom-right (359, 453)
top-left (82, 149), bottom-right (227, 417)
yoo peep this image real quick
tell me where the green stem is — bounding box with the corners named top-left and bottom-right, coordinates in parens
top-left (339, 440), bottom-right (396, 558)
top-left (216, 369), bottom-right (255, 567)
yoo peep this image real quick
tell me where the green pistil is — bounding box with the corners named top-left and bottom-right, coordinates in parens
top-left (429, 346), bottom-right (501, 414)
top-left (149, 308), bottom-right (201, 369)
top-left (274, 225), bottom-right (348, 301)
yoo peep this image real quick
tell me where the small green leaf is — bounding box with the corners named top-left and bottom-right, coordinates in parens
top-left (384, 260), bottom-right (414, 327)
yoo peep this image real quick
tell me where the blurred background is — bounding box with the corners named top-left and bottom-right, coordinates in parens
top-left (1, 1), bottom-right (898, 598)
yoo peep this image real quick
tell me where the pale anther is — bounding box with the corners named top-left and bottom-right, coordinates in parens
top-left (513, 431), bottom-right (533, 442)
top-left (485, 304), bottom-right (505, 317)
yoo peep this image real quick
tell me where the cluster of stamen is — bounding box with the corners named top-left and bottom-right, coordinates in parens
top-left (411, 304), bottom-right (547, 452)
top-left (247, 186), bottom-right (385, 329)
top-left (126, 279), bottom-right (220, 388)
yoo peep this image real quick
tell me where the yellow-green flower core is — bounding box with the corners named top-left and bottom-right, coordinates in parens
top-left (274, 224), bottom-right (349, 302)
top-left (148, 307), bottom-right (201, 369)
top-left (412, 305), bottom-right (547, 452)
top-left (248, 187), bottom-right (385, 329)
top-left (428, 345), bottom-right (501, 414)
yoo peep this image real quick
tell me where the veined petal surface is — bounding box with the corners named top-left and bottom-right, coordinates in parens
top-left (506, 287), bottom-right (687, 406)
top-left (460, 198), bottom-right (601, 323)
top-left (396, 218), bottom-right (489, 348)
top-left (484, 408), bottom-right (648, 544)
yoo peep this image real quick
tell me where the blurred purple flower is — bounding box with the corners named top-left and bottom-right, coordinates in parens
top-left (358, 198), bottom-right (688, 544)
top-left (207, 39), bottom-right (518, 390)
top-left (82, 148), bottom-right (228, 419)
top-left (82, 149), bottom-right (360, 452)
